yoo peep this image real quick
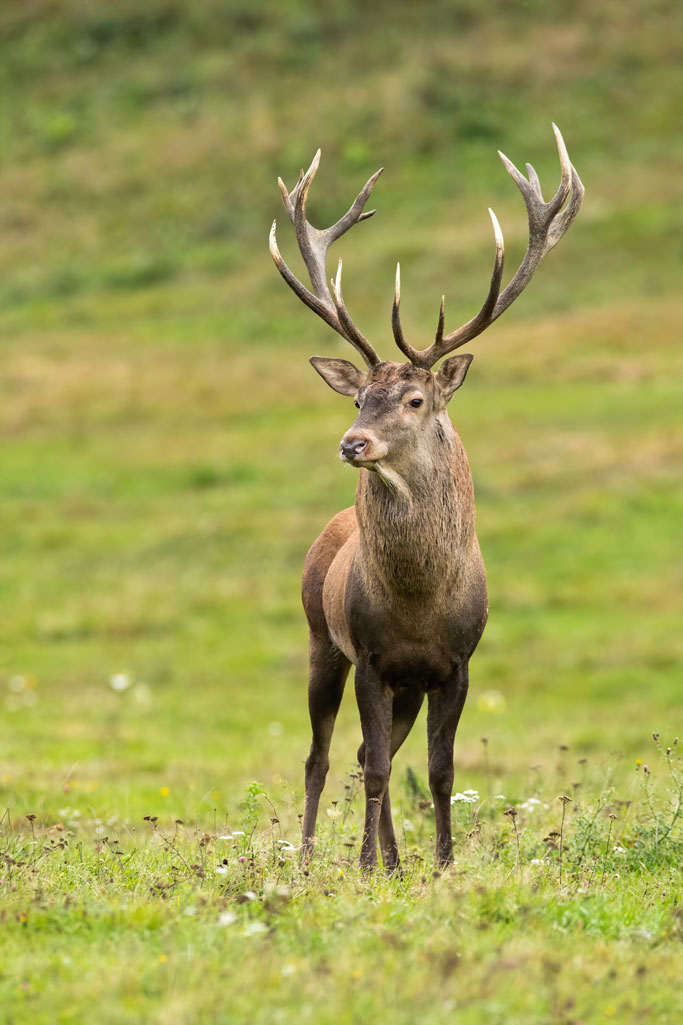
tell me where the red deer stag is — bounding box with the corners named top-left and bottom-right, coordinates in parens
top-left (269, 125), bottom-right (583, 871)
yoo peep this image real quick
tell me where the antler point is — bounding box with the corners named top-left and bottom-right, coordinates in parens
top-left (333, 258), bottom-right (343, 295)
top-left (488, 207), bottom-right (504, 247)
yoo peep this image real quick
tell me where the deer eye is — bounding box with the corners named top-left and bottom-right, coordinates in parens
top-left (409, 397), bottom-right (423, 408)
top-left (354, 400), bottom-right (360, 408)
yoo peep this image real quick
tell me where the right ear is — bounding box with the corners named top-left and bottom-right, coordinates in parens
top-left (309, 356), bottom-right (366, 397)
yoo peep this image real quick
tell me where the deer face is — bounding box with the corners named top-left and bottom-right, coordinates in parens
top-left (310, 354), bottom-right (474, 471)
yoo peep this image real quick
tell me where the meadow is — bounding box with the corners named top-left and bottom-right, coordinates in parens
top-left (0, 1), bottom-right (682, 1022)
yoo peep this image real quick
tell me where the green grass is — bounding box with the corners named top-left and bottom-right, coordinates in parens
top-left (2, 750), bottom-right (682, 1025)
top-left (0, 0), bottom-right (682, 1021)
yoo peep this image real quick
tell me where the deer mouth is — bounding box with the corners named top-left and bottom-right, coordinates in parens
top-left (340, 451), bottom-right (377, 469)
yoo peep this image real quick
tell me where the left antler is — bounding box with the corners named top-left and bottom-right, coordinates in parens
top-left (392, 124), bottom-right (585, 370)
top-left (269, 150), bottom-right (383, 368)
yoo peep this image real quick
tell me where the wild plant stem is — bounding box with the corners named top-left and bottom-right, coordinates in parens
top-left (600, 816), bottom-right (614, 886)
top-left (558, 796), bottom-right (572, 886)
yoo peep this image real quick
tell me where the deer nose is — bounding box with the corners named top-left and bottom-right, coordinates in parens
top-left (340, 435), bottom-right (369, 461)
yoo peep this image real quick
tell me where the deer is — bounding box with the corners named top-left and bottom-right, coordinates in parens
top-left (269, 125), bottom-right (583, 872)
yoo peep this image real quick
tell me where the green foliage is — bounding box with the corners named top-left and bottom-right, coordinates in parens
top-left (1, 748), bottom-right (682, 1024)
top-left (0, 0), bottom-right (681, 1021)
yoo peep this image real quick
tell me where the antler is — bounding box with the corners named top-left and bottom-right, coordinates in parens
top-left (392, 124), bottom-right (585, 370)
top-left (269, 150), bottom-right (383, 367)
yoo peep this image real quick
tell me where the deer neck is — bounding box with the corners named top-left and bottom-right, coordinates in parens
top-left (354, 418), bottom-right (475, 597)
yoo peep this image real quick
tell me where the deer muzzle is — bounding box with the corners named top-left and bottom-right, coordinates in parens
top-left (339, 431), bottom-right (388, 466)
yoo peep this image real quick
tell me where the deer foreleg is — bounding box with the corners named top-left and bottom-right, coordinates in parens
top-left (355, 662), bottom-right (393, 871)
top-left (358, 685), bottom-right (425, 873)
top-left (301, 633), bottom-right (350, 860)
top-left (427, 664), bottom-right (470, 868)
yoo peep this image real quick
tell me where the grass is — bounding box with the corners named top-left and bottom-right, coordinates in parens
top-left (2, 743), bottom-right (682, 1024)
top-left (0, 0), bottom-right (682, 1021)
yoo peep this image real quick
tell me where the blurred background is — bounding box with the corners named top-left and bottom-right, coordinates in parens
top-left (1, 0), bottom-right (681, 817)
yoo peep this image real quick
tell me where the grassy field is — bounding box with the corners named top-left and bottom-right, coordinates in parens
top-left (1, 1), bottom-right (682, 1022)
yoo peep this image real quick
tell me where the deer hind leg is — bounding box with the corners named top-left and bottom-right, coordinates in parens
top-left (427, 662), bottom-right (469, 868)
top-left (357, 686), bottom-right (425, 874)
top-left (301, 632), bottom-right (350, 860)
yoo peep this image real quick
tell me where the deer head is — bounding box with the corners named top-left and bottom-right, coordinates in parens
top-left (270, 126), bottom-right (584, 482)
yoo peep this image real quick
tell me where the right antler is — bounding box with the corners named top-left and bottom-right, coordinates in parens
top-left (269, 150), bottom-right (383, 367)
top-left (392, 124), bottom-right (584, 369)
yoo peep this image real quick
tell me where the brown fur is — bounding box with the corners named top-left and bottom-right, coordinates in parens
top-left (301, 360), bottom-right (487, 870)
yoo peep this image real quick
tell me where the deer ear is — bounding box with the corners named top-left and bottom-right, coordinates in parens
top-left (309, 356), bottom-right (366, 397)
top-left (434, 353), bottom-right (474, 403)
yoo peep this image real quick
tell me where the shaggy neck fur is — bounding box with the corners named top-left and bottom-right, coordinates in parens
top-left (355, 415), bottom-right (476, 599)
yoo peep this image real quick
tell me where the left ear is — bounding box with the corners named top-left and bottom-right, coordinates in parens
top-left (434, 353), bottom-right (474, 404)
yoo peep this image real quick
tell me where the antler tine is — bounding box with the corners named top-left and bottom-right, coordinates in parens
top-left (398, 124), bottom-right (583, 369)
top-left (269, 220), bottom-right (343, 336)
top-left (525, 163), bottom-right (544, 202)
top-left (324, 166), bottom-right (384, 244)
top-left (489, 122), bottom-right (582, 317)
top-left (270, 151), bottom-right (383, 367)
top-left (435, 295), bottom-right (446, 347)
top-left (331, 261), bottom-right (381, 367)
top-left (412, 208), bottom-right (505, 366)
top-left (391, 263), bottom-right (426, 366)
top-left (438, 207), bottom-right (505, 352)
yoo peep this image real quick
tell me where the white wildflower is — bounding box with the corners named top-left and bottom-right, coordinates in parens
top-left (244, 921), bottom-right (268, 935)
top-left (519, 798), bottom-right (547, 813)
top-left (109, 673), bottom-right (132, 692)
top-left (451, 790), bottom-right (478, 804)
